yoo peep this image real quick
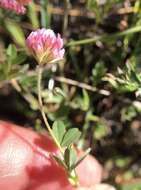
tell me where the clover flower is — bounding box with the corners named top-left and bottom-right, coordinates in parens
top-left (26, 29), bottom-right (65, 64)
top-left (0, 0), bottom-right (31, 14)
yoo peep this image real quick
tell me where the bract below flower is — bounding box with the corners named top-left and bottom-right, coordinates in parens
top-left (0, 0), bottom-right (31, 14)
top-left (26, 29), bottom-right (65, 64)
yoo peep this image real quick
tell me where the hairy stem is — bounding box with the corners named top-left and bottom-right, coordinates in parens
top-left (37, 66), bottom-right (79, 186)
top-left (37, 66), bottom-right (64, 154)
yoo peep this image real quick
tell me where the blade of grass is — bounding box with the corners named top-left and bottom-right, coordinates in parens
top-left (67, 25), bottom-right (141, 46)
top-left (28, 1), bottom-right (39, 29)
top-left (40, 0), bottom-right (50, 28)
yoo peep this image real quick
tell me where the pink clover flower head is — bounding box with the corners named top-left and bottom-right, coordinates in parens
top-left (0, 0), bottom-right (31, 14)
top-left (26, 28), bottom-right (65, 64)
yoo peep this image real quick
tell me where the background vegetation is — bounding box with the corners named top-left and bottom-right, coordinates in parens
top-left (1, 0), bottom-right (141, 189)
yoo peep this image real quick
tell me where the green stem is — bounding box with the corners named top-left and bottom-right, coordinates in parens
top-left (37, 67), bottom-right (78, 186)
top-left (67, 25), bottom-right (141, 46)
top-left (63, 0), bottom-right (70, 37)
top-left (37, 67), bottom-right (64, 154)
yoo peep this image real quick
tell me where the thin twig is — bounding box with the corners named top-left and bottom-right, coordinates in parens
top-left (55, 76), bottom-right (110, 96)
top-left (0, 71), bottom-right (110, 96)
top-left (36, 6), bottom-right (134, 18)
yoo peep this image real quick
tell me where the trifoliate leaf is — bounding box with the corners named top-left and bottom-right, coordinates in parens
top-left (71, 148), bottom-right (91, 170)
top-left (52, 120), bottom-right (66, 144)
top-left (61, 128), bottom-right (81, 147)
top-left (64, 147), bottom-right (77, 170)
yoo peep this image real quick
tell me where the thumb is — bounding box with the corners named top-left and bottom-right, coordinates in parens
top-left (0, 121), bottom-right (102, 190)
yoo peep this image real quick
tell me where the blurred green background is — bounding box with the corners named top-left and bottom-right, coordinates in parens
top-left (1, 0), bottom-right (141, 189)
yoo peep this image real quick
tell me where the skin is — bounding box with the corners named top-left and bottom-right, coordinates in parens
top-left (0, 120), bottom-right (102, 190)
